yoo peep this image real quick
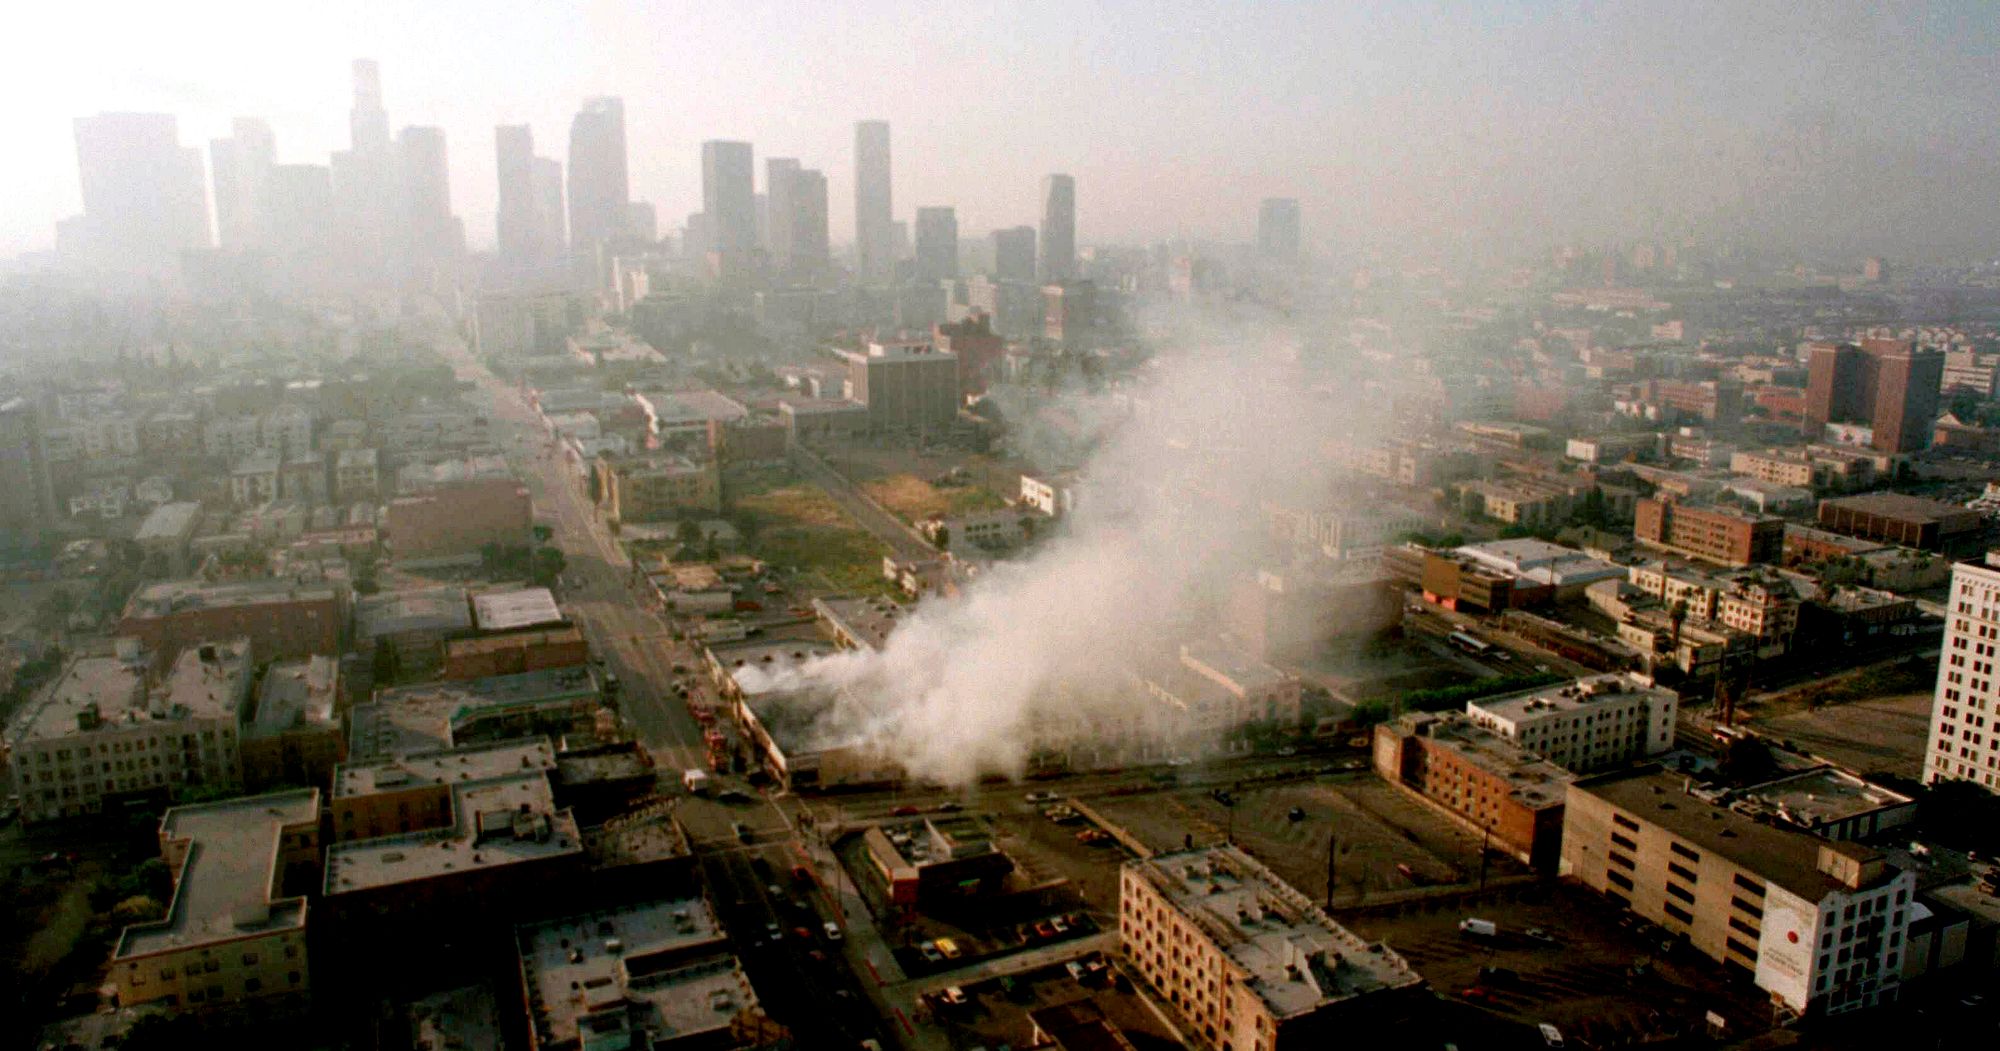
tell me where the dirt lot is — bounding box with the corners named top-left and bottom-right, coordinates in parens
top-left (822, 446), bottom-right (1033, 505)
top-left (1751, 692), bottom-right (1932, 779)
top-left (859, 473), bottom-right (1007, 523)
top-left (1342, 882), bottom-right (1777, 1046)
top-left (1086, 774), bottom-right (1524, 902)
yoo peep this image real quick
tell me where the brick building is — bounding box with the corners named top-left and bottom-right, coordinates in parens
top-left (1371, 711), bottom-right (1573, 870)
top-left (383, 477), bottom-right (532, 565)
top-left (1634, 497), bottom-right (1784, 567)
top-left (1816, 492), bottom-right (1983, 553)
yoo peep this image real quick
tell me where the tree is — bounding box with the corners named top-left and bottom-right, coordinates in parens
top-left (677, 519), bottom-right (704, 547)
top-left (932, 527), bottom-right (950, 551)
top-left (531, 547), bottom-right (567, 587)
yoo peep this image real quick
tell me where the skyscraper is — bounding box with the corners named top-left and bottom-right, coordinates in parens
top-left (534, 158), bottom-right (567, 255)
top-left (1928, 554), bottom-right (2000, 790)
top-left (701, 140), bottom-right (756, 254)
top-left (992, 226), bottom-right (1037, 284)
top-left (1257, 197), bottom-right (1301, 262)
top-left (914, 207), bottom-right (959, 283)
top-left (495, 125), bottom-right (541, 264)
top-left (854, 121), bottom-right (893, 283)
top-left (0, 397), bottom-right (57, 547)
top-left (1039, 174), bottom-right (1077, 282)
top-left (789, 169), bottom-right (830, 280)
top-left (397, 126), bottom-right (461, 259)
top-left (264, 165), bottom-right (334, 252)
top-left (67, 113), bottom-right (211, 263)
top-left (349, 59), bottom-right (390, 155)
top-left (210, 118), bottom-right (275, 251)
top-left (766, 157), bottom-right (802, 268)
top-left (567, 98), bottom-right (630, 250)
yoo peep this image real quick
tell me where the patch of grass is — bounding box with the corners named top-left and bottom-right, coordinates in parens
top-left (725, 468), bottom-right (892, 592)
top-left (860, 473), bottom-right (1008, 522)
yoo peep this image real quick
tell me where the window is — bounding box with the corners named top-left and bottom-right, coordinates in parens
top-left (1608, 851), bottom-right (1635, 871)
top-left (1663, 902), bottom-right (1694, 924)
top-left (1729, 916), bottom-right (1759, 937)
top-left (1670, 842), bottom-right (1701, 863)
top-left (1666, 882), bottom-right (1696, 904)
top-left (1611, 832), bottom-right (1638, 851)
top-left (1607, 870), bottom-right (1635, 892)
top-left (1667, 861), bottom-right (1698, 883)
top-left (244, 977), bottom-right (261, 994)
top-left (1726, 936), bottom-right (1757, 960)
top-left (1612, 813), bottom-right (1640, 832)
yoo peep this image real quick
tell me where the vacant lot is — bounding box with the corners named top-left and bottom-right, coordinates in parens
top-left (725, 466), bottom-right (892, 593)
top-left (1752, 692), bottom-right (1932, 779)
top-left (860, 473), bottom-right (1007, 523)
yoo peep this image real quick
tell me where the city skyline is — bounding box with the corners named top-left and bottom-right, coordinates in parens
top-left (9, 2), bottom-right (2000, 259)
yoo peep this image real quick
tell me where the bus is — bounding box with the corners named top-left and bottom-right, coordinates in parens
top-left (1447, 631), bottom-right (1494, 656)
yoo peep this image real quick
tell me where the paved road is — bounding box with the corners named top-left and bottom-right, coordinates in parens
top-left (436, 331), bottom-right (710, 773)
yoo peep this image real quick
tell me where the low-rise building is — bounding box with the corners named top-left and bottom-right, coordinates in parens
top-left (1119, 846), bottom-right (1426, 1051)
top-left (1466, 674), bottom-right (1677, 772)
top-left (241, 656), bottom-right (343, 792)
top-left (384, 478), bottom-right (533, 566)
top-left (323, 742), bottom-right (583, 929)
top-left (1224, 561), bottom-right (1401, 662)
top-left (1635, 497), bottom-right (1785, 567)
top-left (118, 579), bottom-right (348, 669)
top-left (1563, 766), bottom-right (1915, 1018)
top-left (1371, 711), bottom-right (1572, 869)
top-left (814, 596), bottom-right (902, 652)
top-left (229, 451), bottom-right (282, 507)
top-left (347, 667), bottom-right (603, 760)
top-left (516, 898), bottom-right (771, 1051)
top-left (1817, 493), bottom-right (1983, 554)
top-left (593, 453), bottom-right (722, 521)
top-left (332, 448), bottom-right (378, 502)
top-left (1020, 470), bottom-right (1080, 517)
top-left (862, 815), bottom-right (1015, 906)
top-left (443, 627), bottom-right (589, 681)
top-left (135, 501), bottom-right (202, 577)
top-left (354, 586), bottom-right (473, 682)
top-left (4, 642), bottom-right (253, 824)
top-left (109, 789), bottom-right (320, 1012)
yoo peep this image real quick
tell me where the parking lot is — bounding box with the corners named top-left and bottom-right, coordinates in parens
top-left (1342, 881), bottom-right (1775, 1046)
top-left (1087, 773), bottom-right (1531, 903)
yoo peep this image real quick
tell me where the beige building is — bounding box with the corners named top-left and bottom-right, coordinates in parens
top-left (110, 789), bottom-right (320, 1012)
top-left (241, 656), bottom-right (343, 792)
top-left (230, 451), bottom-right (281, 507)
top-left (1564, 767), bottom-right (1913, 1018)
top-left (1119, 846), bottom-right (1425, 1051)
top-left (594, 453), bottom-right (722, 521)
top-left (837, 339), bottom-right (960, 432)
top-left (4, 641), bottom-right (253, 824)
top-left (1465, 674), bottom-right (1677, 773)
top-left (333, 448), bottom-right (379, 502)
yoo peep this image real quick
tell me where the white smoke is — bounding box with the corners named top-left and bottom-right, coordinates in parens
top-left (787, 313), bottom-right (1396, 786)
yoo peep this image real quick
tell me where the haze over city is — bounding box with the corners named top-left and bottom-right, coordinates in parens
top-left (8, 1), bottom-right (2000, 261)
top-left (9, 4), bottom-right (2000, 1051)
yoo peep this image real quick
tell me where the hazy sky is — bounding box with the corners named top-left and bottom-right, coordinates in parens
top-left (8, 1), bottom-right (1999, 257)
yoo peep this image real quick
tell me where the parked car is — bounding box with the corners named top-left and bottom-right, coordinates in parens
top-left (892, 805), bottom-right (922, 817)
top-left (1025, 791), bottom-right (1060, 803)
top-left (940, 986), bottom-right (968, 1006)
top-left (1538, 1023), bottom-right (1565, 1048)
top-left (936, 937), bottom-right (962, 959)
top-left (733, 822), bottom-right (753, 843)
top-left (823, 921), bottom-right (843, 942)
top-left (934, 801), bottom-right (963, 813)
top-left (919, 941), bottom-right (944, 963)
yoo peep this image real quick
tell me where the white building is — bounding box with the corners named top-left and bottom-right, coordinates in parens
top-left (1467, 674), bottom-right (1677, 773)
top-left (1927, 553), bottom-right (2000, 790)
top-left (1019, 470), bottom-right (1078, 517)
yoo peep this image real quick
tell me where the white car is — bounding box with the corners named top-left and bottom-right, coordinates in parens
top-left (823, 921), bottom-right (843, 942)
top-left (940, 986), bottom-right (968, 1006)
top-left (1538, 1023), bottom-right (1565, 1048)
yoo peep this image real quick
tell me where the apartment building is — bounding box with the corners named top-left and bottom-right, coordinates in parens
top-left (1626, 563), bottom-right (1801, 645)
top-left (333, 448), bottom-right (379, 502)
top-left (4, 641), bottom-right (253, 824)
top-left (109, 789), bottom-right (320, 1012)
top-left (383, 477), bottom-right (533, 565)
top-left (1928, 554), bottom-right (2000, 790)
top-left (1564, 767), bottom-right (1914, 1018)
top-left (1119, 846), bottom-right (1425, 1051)
top-left (1817, 493), bottom-right (1982, 554)
top-left (230, 451), bottom-right (281, 507)
top-left (1371, 711), bottom-right (1573, 869)
top-left (1465, 674), bottom-right (1677, 773)
top-left (1634, 497), bottom-right (1784, 567)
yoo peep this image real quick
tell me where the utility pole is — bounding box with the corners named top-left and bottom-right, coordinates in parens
top-left (1479, 824), bottom-right (1491, 890)
top-left (1326, 832), bottom-right (1337, 910)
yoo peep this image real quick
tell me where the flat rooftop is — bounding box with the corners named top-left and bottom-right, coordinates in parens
top-left (1470, 674), bottom-right (1674, 723)
top-left (1180, 638), bottom-right (1292, 693)
top-left (249, 656), bottom-right (340, 736)
top-left (134, 501), bottom-right (201, 543)
top-left (813, 596), bottom-right (902, 652)
top-left (1391, 712), bottom-right (1573, 810)
top-left (349, 666), bottom-right (598, 759)
top-left (1821, 491), bottom-right (1979, 525)
top-left (324, 772), bottom-right (580, 895)
top-left (125, 578), bottom-right (341, 619)
top-left (406, 985), bottom-right (501, 1051)
top-left (335, 738), bottom-right (556, 799)
top-left (1130, 846), bottom-right (1423, 1019)
top-left (709, 638), bottom-right (841, 697)
top-left (517, 899), bottom-right (758, 1050)
top-left (583, 806), bottom-right (692, 870)
top-left (471, 587), bottom-right (564, 632)
top-left (116, 789), bottom-right (319, 958)
top-left (355, 586), bottom-right (472, 639)
top-left (1729, 766), bottom-right (1915, 831)
top-left (1573, 766), bottom-right (1889, 899)
top-left (9, 656), bottom-right (146, 743)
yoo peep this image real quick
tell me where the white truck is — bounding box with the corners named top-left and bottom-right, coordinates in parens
top-left (1458, 917), bottom-right (1498, 938)
top-left (683, 769), bottom-right (712, 796)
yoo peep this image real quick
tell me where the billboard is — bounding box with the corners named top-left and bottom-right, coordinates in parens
top-left (1754, 880), bottom-right (1820, 1012)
